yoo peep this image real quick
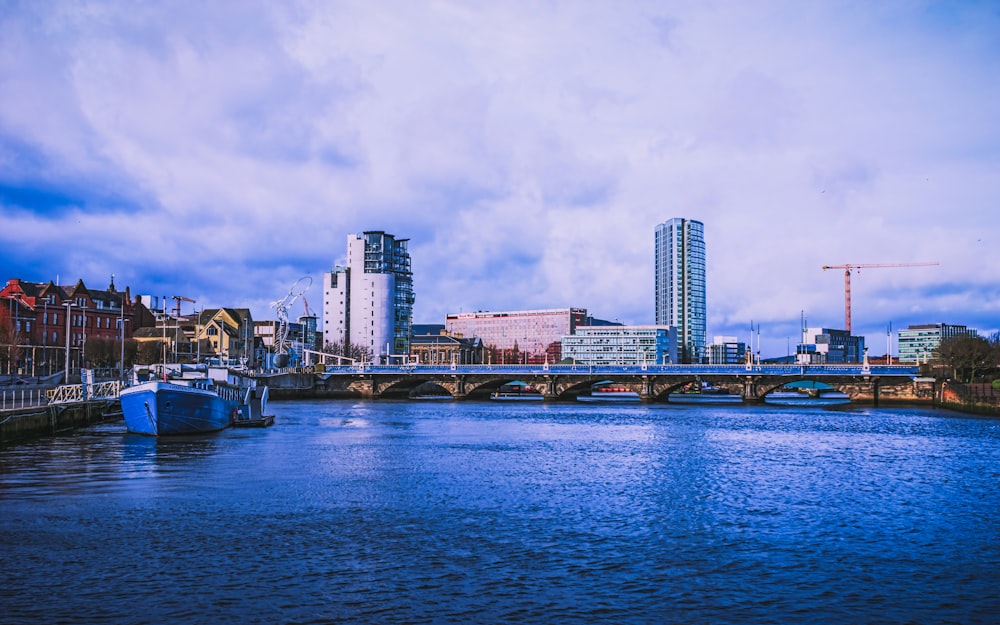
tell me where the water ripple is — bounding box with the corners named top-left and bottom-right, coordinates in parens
top-left (2, 402), bottom-right (999, 623)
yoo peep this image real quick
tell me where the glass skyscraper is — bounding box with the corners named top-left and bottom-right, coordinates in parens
top-left (655, 218), bottom-right (706, 363)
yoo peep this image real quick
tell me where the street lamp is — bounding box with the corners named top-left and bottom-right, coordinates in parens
top-left (63, 301), bottom-right (73, 384)
top-left (119, 317), bottom-right (129, 384)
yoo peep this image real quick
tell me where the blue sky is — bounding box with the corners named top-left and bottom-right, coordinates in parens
top-left (1, 0), bottom-right (998, 357)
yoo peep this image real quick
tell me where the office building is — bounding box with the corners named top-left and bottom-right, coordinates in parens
top-left (445, 308), bottom-right (588, 364)
top-left (323, 231), bottom-right (415, 363)
top-left (561, 325), bottom-right (677, 366)
top-left (796, 327), bottom-right (865, 364)
top-left (707, 336), bottom-right (747, 365)
top-left (898, 323), bottom-right (978, 363)
top-left (655, 218), bottom-right (706, 363)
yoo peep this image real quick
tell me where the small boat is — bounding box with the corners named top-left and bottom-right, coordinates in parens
top-left (120, 365), bottom-right (266, 435)
top-left (764, 390), bottom-right (851, 406)
top-left (231, 386), bottom-right (274, 427)
top-left (578, 380), bottom-right (641, 403)
top-left (491, 381), bottom-right (544, 401)
top-left (668, 381), bottom-right (743, 404)
top-left (668, 392), bottom-right (743, 404)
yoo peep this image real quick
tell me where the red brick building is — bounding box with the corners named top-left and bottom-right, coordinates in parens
top-left (0, 277), bottom-right (154, 378)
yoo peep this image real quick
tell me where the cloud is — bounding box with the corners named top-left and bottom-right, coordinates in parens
top-left (1, 0), bottom-right (998, 357)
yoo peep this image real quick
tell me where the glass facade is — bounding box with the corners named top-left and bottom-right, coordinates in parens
top-left (445, 308), bottom-right (588, 363)
top-left (561, 326), bottom-right (677, 365)
top-left (363, 232), bottom-right (414, 355)
top-left (898, 323), bottom-right (978, 363)
top-left (655, 218), bottom-right (706, 363)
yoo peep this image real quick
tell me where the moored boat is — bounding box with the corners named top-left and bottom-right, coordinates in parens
top-left (577, 380), bottom-right (641, 403)
top-left (764, 390), bottom-right (851, 406)
top-left (491, 381), bottom-right (544, 401)
top-left (120, 365), bottom-right (264, 435)
top-left (668, 381), bottom-right (743, 404)
top-left (668, 392), bottom-right (743, 404)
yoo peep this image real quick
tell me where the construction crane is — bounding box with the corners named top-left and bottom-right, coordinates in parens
top-left (821, 262), bottom-right (938, 332)
top-left (301, 295), bottom-right (313, 318)
top-left (171, 295), bottom-right (196, 317)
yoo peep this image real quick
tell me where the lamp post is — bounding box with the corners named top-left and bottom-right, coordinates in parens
top-left (63, 301), bottom-right (73, 384)
top-left (42, 299), bottom-right (47, 377)
top-left (119, 317), bottom-right (129, 384)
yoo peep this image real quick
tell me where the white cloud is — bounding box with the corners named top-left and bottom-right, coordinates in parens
top-left (1, 0), bottom-right (998, 355)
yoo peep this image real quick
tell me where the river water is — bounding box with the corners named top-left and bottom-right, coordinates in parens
top-left (2, 400), bottom-right (999, 624)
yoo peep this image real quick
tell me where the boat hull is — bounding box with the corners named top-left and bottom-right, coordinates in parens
top-left (578, 393), bottom-right (641, 403)
top-left (764, 391), bottom-right (851, 406)
top-left (490, 393), bottom-right (544, 401)
top-left (120, 381), bottom-right (239, 436)
top-left (668, 393), bottom-right (743, 404)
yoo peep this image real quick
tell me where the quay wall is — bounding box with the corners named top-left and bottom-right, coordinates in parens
top-left (0, 401), bottom-right (120, 445)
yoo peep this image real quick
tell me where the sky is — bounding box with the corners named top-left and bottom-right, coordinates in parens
top-left (1, 0), bottom-right (998, 358)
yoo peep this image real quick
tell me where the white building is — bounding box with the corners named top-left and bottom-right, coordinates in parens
top-left (561, 325), bottom-right (677, 366)
top-left (323, 231), bottom-right (414, 363)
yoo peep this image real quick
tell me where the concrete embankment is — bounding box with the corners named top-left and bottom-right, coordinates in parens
top-left (0, 401), bottom-right (121, 445)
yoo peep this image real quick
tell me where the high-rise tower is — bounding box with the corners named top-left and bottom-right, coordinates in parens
top-left (655, 218), bottom-right (706, 363)
top-left (323, 231), bottom-right (414, 363)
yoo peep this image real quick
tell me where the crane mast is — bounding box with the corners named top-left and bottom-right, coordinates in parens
top-left (821, 262), bottom-right (938, 332)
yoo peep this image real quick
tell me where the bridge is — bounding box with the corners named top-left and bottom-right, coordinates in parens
top-left (269, 363), bottom-right (932, 404)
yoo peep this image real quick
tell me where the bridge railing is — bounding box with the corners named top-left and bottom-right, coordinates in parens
top-left (316, 363), bottom-right (920, 377)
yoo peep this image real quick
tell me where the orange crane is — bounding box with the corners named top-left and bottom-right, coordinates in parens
top-left (822, 262), bottom-right (938, 332)
top-left (171, 295), bottom-right (196, 317)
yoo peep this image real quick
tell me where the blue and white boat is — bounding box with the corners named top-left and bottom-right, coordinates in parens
top-left (120, 365), bottom-right (264, 436)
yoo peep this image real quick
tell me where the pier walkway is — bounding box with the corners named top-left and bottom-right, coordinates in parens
top-left (1, 378), bottom-right (124, 445)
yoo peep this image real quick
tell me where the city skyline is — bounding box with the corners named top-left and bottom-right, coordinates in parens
top-left (1, 2), bottom-right (998, 357)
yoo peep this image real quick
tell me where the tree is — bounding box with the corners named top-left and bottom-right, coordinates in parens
top-left (938, 335), bottom-right (996, 383)
top-left (322, 340), bottom-right (373, 363)
top-left (0, 305), bottom-right (26, 377)
top-left (84, 338), bottom-right (118, 368)
top-left (136, 340), bottom-right (164, 365)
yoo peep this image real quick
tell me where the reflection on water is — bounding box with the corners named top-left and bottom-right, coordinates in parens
top-left (2, 400), bottom-right (1000, 624)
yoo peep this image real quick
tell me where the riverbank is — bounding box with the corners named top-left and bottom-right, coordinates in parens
top-left (938, 382), bottom-right (1000, 417)
top-left (0, 400), bottom-right (121, 445)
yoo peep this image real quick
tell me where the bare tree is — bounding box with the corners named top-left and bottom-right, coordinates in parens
top-left (322, 340), bottom-right (373, 363)
top-left (938, 335), bottom-right (996, 383)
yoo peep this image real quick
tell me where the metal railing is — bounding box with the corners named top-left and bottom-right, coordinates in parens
top-left (313, 363), bottom-right (921, 377)
top-left (0, 388), bottom-right (50, 410)
top-left (47, 381), bottom-right (124, 405)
